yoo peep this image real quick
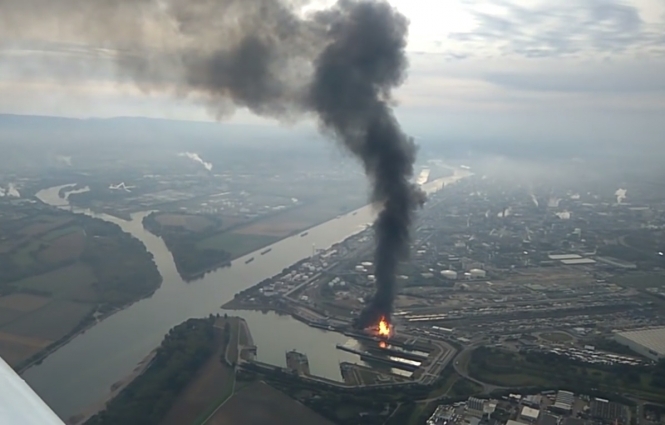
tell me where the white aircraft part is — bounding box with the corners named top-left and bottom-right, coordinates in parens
top-left (0, 356), bottom-right (64, 424)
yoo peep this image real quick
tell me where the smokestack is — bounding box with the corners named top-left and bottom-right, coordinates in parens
top-left (1, 0), bottom-right (424, 327)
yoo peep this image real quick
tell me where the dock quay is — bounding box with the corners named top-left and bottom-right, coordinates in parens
top-left (335, 344), bottom-right (419, 372)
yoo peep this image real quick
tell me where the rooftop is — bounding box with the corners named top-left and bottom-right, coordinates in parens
top-left (560, 258), bottom-right (596, 265)
top-left (521, 406), bottom-right (541, 420)
top-left (616, 327), bottom-right (665, 356)
top-left (539, 414), bottom-right (559, 425)
top-left (548, 254), bottom-right (583, 260)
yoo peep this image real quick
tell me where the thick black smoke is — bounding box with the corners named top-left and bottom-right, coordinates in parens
top-left (1, 0), bottom-right (424, 326)
top-left (308, 2), bottom-right (425, 328)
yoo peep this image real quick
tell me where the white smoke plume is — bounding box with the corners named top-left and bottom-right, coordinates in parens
top-left (56, 155), bottom-right (72, 166)
top-left (615, 188), bottom-right (627, 204)
top-left (530, 193), bottom-right (539, 207)
top-left (178, 152), bottom-right (213, 171)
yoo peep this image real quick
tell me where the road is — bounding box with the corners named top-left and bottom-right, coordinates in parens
top-left (418, 339), bottom-right (457, 386)
top-left (452, 344), bottom-right (510, 394)
top-left (199, 321), bottom-right (241, 425)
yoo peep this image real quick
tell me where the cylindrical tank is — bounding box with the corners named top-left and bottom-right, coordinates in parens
top-left (440, 270), bottom-right (458, 280)
top-left (469, 268), bottom-right (486, 279)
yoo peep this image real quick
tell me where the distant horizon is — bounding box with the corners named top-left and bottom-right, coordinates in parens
top-left (1, 0), bottom-right (664, 153)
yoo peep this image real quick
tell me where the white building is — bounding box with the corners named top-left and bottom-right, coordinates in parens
top-left (548, 254), bottom-right (582, 260)
top-left (520, 406), bottom-right (541, 423)
top-left (441, 270), bottom-right (458, 280)
top-left (469, 269), bottom-right (487, 279)
top-left (614, 327), bottom-right (665, 360)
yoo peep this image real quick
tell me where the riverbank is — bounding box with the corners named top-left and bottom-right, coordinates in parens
top-left (0, 199), bottom-right (161, 371)
top-left (15, 288), bottom-right (157, 373)
top-left (66, 349), bottom-right (157, 425)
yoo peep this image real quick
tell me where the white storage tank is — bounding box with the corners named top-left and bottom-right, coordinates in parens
top-left (440, 270), bottom-right (458, 280)
top-left (469, 268), bottom-right (486, 279)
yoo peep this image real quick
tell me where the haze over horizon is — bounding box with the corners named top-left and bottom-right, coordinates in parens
top-left (1, 0), bottom-right (664, 151)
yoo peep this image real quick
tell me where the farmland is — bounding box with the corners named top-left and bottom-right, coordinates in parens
top-left (14, 263), bottom-right (98, 300)
top-left (160, 317), bottom-right (239, 425)
top-left (142, 188), bottom-right (366, 280)
top-left (0, 202), bottom-right (161, 368)
top-left (197, 232), bottom-right (279, 258)
top-left (155, 213), bottom-right (214, 233)
top-left (204, 381), bottom-right (334, 425)
top-left (37, 230), bottom-right (86, 264)
top-left (539, 331), bottom-right (574, 343)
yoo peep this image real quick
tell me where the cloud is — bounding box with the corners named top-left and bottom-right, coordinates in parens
top-left (482, 61), bottom-right (665, 93)
top-left (449, 0), bottom-right (665, 58)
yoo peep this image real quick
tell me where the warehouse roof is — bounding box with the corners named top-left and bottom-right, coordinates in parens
top-left (616, 327), bottom-right (665, 356)
top-left (560, 258), bottom-right (596, 265)
top-left (521, 406), bottom-right (540, 420)
top-left (548, 254), bottom-right (582, 260)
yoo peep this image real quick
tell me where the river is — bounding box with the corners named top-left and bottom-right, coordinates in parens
top-left (23, 171), bottom-right (468, 420)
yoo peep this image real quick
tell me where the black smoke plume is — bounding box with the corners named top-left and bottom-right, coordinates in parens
top-left (308, 3), bottom-right (425, 328)
top-left (1, 0), bottom-right (425, 327)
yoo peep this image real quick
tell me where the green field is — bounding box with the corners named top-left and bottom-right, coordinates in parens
top-left (614, 273), bottom-right (665, 289)
top-left (12, 240), bottom-right (42, 267)
top-left (153, 318), bottom-right (237, 425)
top-left (197, 232), bottom-right (280, 258)
top-left (469, 347), bottom-right (665, 402)
top-left (0, 207), bottom-right (161, 368)
top-left (10, 225), bottom-right (83, 268)
top-left (225, 319), bottom-right (239, 363)
top-left (476, 371), bottom-right (551, 387)
top-left (2, 299), bottom-right (94, 341)
top-left (540, 331), bottom-right (574, 343)
top-left (40, 225), bottom-right (81, 242)
top-left (204, 381), bottom-right (334, 425)
top-left (0, 308), bottom-right (23, 326)
top-left (15, 263), bottom-right (98, 300)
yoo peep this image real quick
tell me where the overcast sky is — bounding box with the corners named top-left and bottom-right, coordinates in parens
top-left (1, 0), bottom-right (664, 148)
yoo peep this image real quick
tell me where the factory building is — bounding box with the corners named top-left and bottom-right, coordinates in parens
top-left (520, 406), bottom-right (541, 423)
top-left (466, 397), bottom-right (497, 418)
top-left (614, 327), bottom-right (665, 360)
top-left (590, 398), bottom-right (626, 423)
top-left (560, 258), bottom-right (596, 265)
top-left (467, 397), bottom-right (484, 413)
top-left (550, 390), bottom-right (574, 413)
top-left (546, 254), bottom-right (596, 266)
top-left (547, 254), bottom-right (583, 260)
top-left (522, 395), bottom-right (541, 408)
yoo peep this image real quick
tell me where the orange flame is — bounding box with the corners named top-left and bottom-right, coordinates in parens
top-left (377, 317), bottom-right (391, 338)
